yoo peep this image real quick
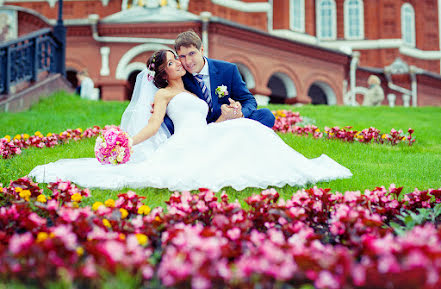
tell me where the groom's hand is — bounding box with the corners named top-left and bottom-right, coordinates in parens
top-left (221, 104), bottom-right (236, 120)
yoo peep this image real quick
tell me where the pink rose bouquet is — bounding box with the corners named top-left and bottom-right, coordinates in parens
top-left (94, 126), bottom-right (132, 165)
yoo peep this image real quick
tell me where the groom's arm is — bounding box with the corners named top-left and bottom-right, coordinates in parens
top-left (229, 64), bottom-right (257, 118)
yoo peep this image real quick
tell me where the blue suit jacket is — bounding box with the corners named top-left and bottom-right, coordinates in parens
top-left (163, 58), bottom-right (257, 134)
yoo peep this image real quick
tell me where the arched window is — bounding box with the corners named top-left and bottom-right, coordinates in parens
top-left (344, 0), bottom-right (364, 39)
top-left (401, 3), bottom-right (416, 46)
top-left (290, 0), bottom-right (305, 32)
top-left (316, 0), bottom-right (337, 40)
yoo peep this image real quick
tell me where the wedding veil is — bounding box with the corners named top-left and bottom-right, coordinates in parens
top-left (120, 68), bottom-right (171, 163)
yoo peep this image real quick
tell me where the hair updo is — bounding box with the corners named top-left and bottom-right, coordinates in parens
top-left (146, 49), bottom-right (175, 89)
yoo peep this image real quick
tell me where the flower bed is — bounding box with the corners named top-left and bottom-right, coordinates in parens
top-left (1, 177), bottom-right (441, 288)
top-left (0, 126), bottom-right (103, 159)
top-left (272, 110), bottom-right (415, 146)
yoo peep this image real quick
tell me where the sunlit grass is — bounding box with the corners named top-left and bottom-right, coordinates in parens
top-left (1, 91), bottom-right (440, 207)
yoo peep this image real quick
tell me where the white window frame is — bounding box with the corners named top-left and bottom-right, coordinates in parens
top-left (401, 3), bottom-right (416, 47)
top-left (289, 0), bottom-right (305, 33)
top-left (344, 0), bottom-right (364, 40)
top-left (316, 0), bottom-right (337, 40)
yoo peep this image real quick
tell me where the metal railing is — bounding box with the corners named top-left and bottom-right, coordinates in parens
top-left (0, 28), bottom-right (62, 95)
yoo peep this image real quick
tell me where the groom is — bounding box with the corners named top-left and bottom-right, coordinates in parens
top-left (162, 30), bottom-right (275, 134)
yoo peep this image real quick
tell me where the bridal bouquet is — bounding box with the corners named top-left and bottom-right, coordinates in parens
top-left (94, 126), bottom-right (133, 165)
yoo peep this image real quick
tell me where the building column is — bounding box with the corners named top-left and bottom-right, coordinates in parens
top-left (100, 47), bottom-right (110, 76)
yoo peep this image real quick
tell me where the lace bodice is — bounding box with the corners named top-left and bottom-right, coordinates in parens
top-left (166, 92), bottom-right (208, 134)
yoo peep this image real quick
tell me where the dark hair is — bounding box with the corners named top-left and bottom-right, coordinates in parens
top-left (174, 30), bottom-right (202, 52)
top-left (146, 49), bottom-right (175, 88)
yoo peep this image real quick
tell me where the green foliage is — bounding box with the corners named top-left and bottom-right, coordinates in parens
top-left (390, 203), bottom-right (441, 235)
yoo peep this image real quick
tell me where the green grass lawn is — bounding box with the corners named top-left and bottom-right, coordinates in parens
top-left (1, 91), bottom-right (440, 208)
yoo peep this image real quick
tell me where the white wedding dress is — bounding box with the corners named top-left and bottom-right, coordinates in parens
top-left (29, 92), bottom-right (352, 192)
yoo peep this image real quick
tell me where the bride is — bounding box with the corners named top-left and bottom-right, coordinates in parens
top-left (29, 50), bottom-right (352, 192)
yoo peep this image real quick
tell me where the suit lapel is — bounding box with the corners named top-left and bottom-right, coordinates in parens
top-left (207, 58), bottom-right (219, 115)
top-left (183, 72), bottom-right (203, 99)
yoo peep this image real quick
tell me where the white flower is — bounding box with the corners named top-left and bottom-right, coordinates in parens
top-left (215, 85), bottom-right (229, 98)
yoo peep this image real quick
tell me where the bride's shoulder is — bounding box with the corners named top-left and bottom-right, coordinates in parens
top-left (155, 89), bottom-right (173, 100)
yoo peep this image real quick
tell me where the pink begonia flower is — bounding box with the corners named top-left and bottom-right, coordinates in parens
top-left (28, 212), bottom-right (47, 226)
top-left (404, 250), bottom-right (430, 268)
top-left (142, 265), bottom-right (154, 280)
top-left (351, 264), bottom-right (366, 286)
top-left (250, 229), bottom-right (265, 246)
top-left (47, 199), bottom-right (59, 210)
top-left (343, 190), bottom-right (361, 202)
top-left (196, 200), bottom-right (208, 213)
top-left (288, 207), bottom-right (306, 218)
top-left (103, 240), bottom-right (125, 263)
top-left (9, 232), bottom-right (33, 255)
top-left (58, 182), bottom-right (69, 191)
top-left (82, 257), bottom-right (97, 278)
top-left (204, 190), bottom-right (215, 202)
top-left (378, 254), bottom-right (400, 274)
top-left (315, 270), bottom-right (340, 289)
top-left (52, 225), bottom-right (78, 250)
top-left (226, 228), bottom-right (241, 241)
top-left (268, 229), bottom-right (285, 246)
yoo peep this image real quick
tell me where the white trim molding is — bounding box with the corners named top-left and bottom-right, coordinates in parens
top-left (210, 0), bottom-right (270, 12)
top-left (121, 62), bottom-right (146, 80)
top-left (271, 29), bottom-right (318, 45)
top-left (316, 0), bottom-right (337, 40)
top-left (344, 0), bottom-right (364, 40)
top-left (289, 0), bottom-right (305, 33)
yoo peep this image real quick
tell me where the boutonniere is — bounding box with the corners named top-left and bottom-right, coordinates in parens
top-left (215, 85), bottom-right (229, 98)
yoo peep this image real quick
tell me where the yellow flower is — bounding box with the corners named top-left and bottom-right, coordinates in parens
top-left (154, 216), bottom-right (161, 222)
top-left (120, 208), bottom-right (129, 219)
top-left (77, 128), bottom-right (83, 133)
top-left (34, 131), bottom-right (42, 136)
top-left (105, 199), bottom-right (115, 208)
top-left (59, 133), bottom-right (64, 137)
top-left (315, 128), bottom-right (320, 132)
top-left (19, 189), bottom-right (31, 201)
top-left (76, 247), bottom-right (84, 256)
top-left (36, 232), bottom-right (49, 243)
top-left (138, 205), bottom-right (151, 215)
top-left (13, 134), bottom-right (21, 140)
top-left (92, 202), bottom-right (104, 211)
top-left (102, 218), bottom-right (111, 228)
top-left (37, 194), bottom-right (47, 203)
top-left (23, 134), bottom-right (30, 139)
top-left (381, 134), bottom-right (387, 139)
top-left (46, 132), bottom-right (53, 137)
top-left (135, 233), bottom-right (148, 246)
top-left (49, 232), bottom-right (56, 238)
top-left (15, 187), bottom-right (23, 193)
top-left (119, 233), bottom-right (126, 240)
top-left (4, 135), bottom-right (11, 142)
top-left (72, 202), bottom-right (79, 208)
top-left (71, 193), bottom-right (82, 202)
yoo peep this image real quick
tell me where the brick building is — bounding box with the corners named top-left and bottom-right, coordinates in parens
top-left (1, 0), bottom-right (441, 106)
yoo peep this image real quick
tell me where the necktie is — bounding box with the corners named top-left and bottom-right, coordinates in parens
top-left (195, 74), bottom-right (212, 110)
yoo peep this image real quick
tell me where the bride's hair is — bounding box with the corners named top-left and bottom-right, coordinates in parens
top-left (146, 49), bottom-right (176, 89)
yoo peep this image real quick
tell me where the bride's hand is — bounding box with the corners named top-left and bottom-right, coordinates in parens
top-left (228, 99), bottom-right (243, 118)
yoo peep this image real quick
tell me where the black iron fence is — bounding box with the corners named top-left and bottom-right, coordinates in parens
top-left (0, 28), bottom-right (63, 95)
